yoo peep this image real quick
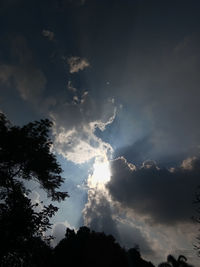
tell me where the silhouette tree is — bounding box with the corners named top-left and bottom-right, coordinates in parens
top-left (127, 247), bottom-right (155, 267)
top-left (0, 113), bottom-right (68, 201)
top-left (54, 226), bottom-right (155, 267)
top-left (0, 113), bottom-right (68, 266)
top-left (54, 226), bottom-right (128, 267)
top-left (158, 255), bottom-right (193, 267)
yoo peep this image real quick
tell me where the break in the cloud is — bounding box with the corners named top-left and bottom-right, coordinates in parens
top-left (42, 29), bottom-right (54, 41)
top-left (67, 56), bottom-right (90, 73)
top-left (0, 36), bottom-right (46, 102)
top-left (107, 156), bottom-right (200, 225)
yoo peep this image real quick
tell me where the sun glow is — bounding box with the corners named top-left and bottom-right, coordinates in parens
top-left (88, 157), bottom-right (111, 188)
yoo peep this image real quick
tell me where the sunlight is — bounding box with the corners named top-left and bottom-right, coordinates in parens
top-left (88, 157), bottom-right (111, 188)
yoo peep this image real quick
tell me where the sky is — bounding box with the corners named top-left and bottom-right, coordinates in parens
top-left (0, 0), bottom-right (200, 265)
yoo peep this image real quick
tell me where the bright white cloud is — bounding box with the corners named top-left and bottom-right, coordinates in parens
top-left (53, 122), bottom-right (113, 164)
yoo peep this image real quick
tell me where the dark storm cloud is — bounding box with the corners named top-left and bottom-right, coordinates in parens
top-left (107, 156), bottom-right (200, 225)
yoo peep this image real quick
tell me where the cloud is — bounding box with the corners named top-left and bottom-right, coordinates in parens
top-left (0, 36), bottom-right (46, 102)
top-left (29, 190), bottom-right (43, 211)
top-left (53, 126), bottom-right (112, 164)
top-left (50, 93), bottom-right (115, 164)
top-left (83, 189), bottom-right (119, 239)
top-left (82, 187), bottom-right (154, 254)
top-left (67, 56), bottom-right (90, 73)
top-left (0, 65), bottom-right (13, 85)
top-left (114, 135), bottom-right (154, 165)
top-left (0, 65), bottom-right (46, 102)
top-left (107, 156), bottom-right (200, 225)
top-left (52, 220), bottom-right (73, 246)
top-left (67, 80), bottom-right (77, 93)
top-left (42, 29), bottom-right (54, 41)
top-left (116, 218), bottom-right (154, 256)
top-left (102, 33), bottom-right (200, 163)
top-left (14, 67), bottom-right (45, 101)
top-left (49, 85), bottom-right (156, 259)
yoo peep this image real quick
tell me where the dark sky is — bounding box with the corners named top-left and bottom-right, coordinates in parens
top-left (0, 0), bottom-right (200, 265)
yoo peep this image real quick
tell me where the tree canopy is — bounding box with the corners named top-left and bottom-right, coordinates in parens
top-left (54, 226), bottom-right (155, 267)
top-left (0, 112), bottom-right (68, 201)
top-left (0, 113), bottom-right (68, 266)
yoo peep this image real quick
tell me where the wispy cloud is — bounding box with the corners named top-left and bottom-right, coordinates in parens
top-left (67, 56), bottom-right (90, 73)
top-left (67, 80), bottom-right (77, 93)
top-left (42, 29), bottom-right (54, 41)
top-left (0, 36), bottom-right (46, 102)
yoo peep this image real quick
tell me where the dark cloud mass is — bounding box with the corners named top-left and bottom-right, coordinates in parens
top-left (107, 156), bottom-right (200, 225)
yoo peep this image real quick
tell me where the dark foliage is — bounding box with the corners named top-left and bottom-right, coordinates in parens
top-left (158, 254), bottom-right (194, 267)
top-left (0, 113), bottom-right (68, 266)
top-left (0, 113), bottom-right (68, 201)
top-left (54, 226), bottom-right (155, 267)
top-left (127, 247), bottom-right (155, 267)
